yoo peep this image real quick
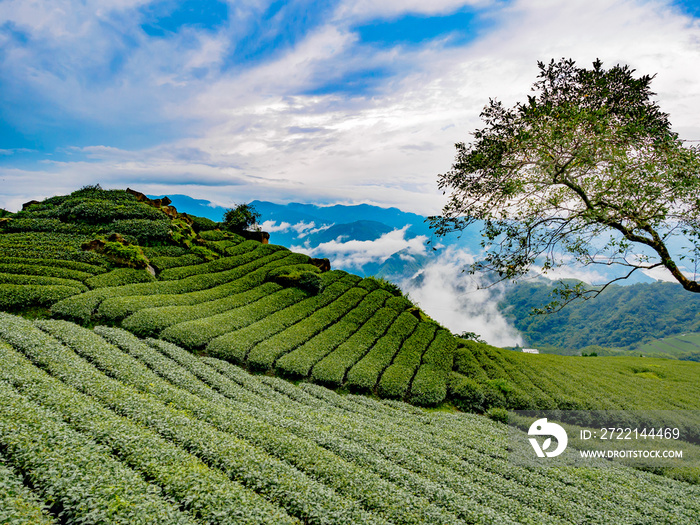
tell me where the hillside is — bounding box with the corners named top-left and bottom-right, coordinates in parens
top-left (500, 280), bottom-right (700, 353)
top-left (1, 187), bottom-right (699, 414)
top-left (1, 187), bottom-right (699, 521)
top-left (0, 313), bottom-right (698, 524)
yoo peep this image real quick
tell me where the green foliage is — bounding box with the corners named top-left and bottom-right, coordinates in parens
top-left (86, 268), bottom-right (156, 289)
top-left (188, 215), bottom-right (218, 232)
top-left (0, 285), bottom-right (82, 310)
top-left (100, 240), bottom-right (150, 268)
top-left (363, 276), bottom-right (403, 297)
top-left (188, 245), bottom-right (219, 261)
top-left (108, 218), bottom-right (171, 244)
top-left (1, 314), bottom-right (699, 521)
top-left (500, 280), bottom-right (700, 350)
top-left (222, 203), bottom-right (261, 232)
top-left (0, 263), bottom-right (93, 282)
top-left (267, 263), bottom-right (324, 294)
top-left (432, 58), bottom-right (700, 307)
top-left (150, 253), bottom-right (204, 272)
top-left (485, 407), bottom-right (509, 424)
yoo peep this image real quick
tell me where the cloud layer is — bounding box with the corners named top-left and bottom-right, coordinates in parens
top-left (1, 1), bottom-right (700, 215)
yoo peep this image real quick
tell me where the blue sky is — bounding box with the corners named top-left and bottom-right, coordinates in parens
top-left (2, 0), bottom-right (700, 213)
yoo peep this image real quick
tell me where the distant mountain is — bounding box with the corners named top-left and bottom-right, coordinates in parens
top-left (160, 194), bottom-right (482, 278)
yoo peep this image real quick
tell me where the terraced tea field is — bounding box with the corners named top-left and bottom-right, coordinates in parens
top-left (1, 313), bottom-right (697, 524)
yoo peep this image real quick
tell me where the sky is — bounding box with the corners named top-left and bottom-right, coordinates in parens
top-left (2, 0), bottom-right (700, 214)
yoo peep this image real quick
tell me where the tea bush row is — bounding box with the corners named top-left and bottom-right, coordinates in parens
top-left (20, 318), bottom-right (389, 524)
top-left (151, 338), bottom-right (687, 525)
top-left (248, 285), bottom-right (369, 372)
top-left (97, 250), bottom-right (298, 321)
top-left (206, 273), bottom-right (357, 365)
top-left (406, 330), bottom-right (458, 407)
top-left (123, 282), bottom-right (283, 338)
top-left (0, 284), bottom-right (83, 310)
top-left (0, 340), bottom-right (296, 525)
top-left (0, 263), bottom-right (93, 282)
top-left (51, 243), bottom-right (286, 322)
top-left (275, 289), bottom-right (392, 379)
top-left (345, 312), bottom-right (420, 394)
top-left (376, 322), bottom-right (438, 400)
top-left (0, 376), bottom-right (193, 524)
top-left (310, 302), bottom-right (409, 388)
top-left (85, 325), bottom-right (462, 525)
top-left (86, 268), bottom-right (156, 289)
top-left (0, 448), bottom-right (57, 525)
top-left (0, 272), bottom-right (88, 292)
top-left (149, 253), bottom-right (203, 271)
top-left (0, 257), bottom-right (106, 274)
top-left (158, 240), bottom-right (264, 280)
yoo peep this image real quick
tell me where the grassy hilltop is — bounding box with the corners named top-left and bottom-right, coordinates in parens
top-left (0, 187), bottom-right (699, 523)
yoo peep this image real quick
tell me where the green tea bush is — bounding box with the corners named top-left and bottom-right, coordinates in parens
top-left (0, 284), bottom-right (83, 310)
top-left (142, 245), bottom-right (188, 258)
top-left (448, 372), bottom-right (487, 412)
top-left (207, 273), bottom-right (354, 366)
top-left (0, 257), bottom-right (106, 274)
top-left (99, 241), bottom-right (150, 268)
top-left (0, 272), bottom-right (88, 292)
top-left (0, 382), bottom-right (193, 524)
top-left (164, 287), bottom-right (309, 352)
top-left (86, 268), bottom-right (156, 289)
top-left (2, 218), bottom-right (92, 234)
top-left (150, 253), bottom-right (203, 272)
top-left (53, 249), bottom-right (287, 323)
top-left (0, 263), bottom-right (92, 282)
top-left (104, 218), bottom-right (171, 243)
top-left (407, 364), bottom-right (448, 407)
top-left (267, 263), bottom-right (323, 294)
top-left (377, 322), bottom-right (437, 400)
top-left (311, 306), bottom-right (405, 388)
top-left (0, 450), bottom-right (57, 525)
top-left (250, 286), bottom-right (368, 373)
top-left (123, 282), bottom-right (282, 338)
top-left (158, 241), bottom-right (271, 280)
top-left (97, 251), bottom-right (295, 321)
top-left (275, 290), bottom-right (391, 380)
top-left (188, 245), bottom-right (219, 261)
top-left (189, 215), bottom-right (218, 232)
top-left (0, 339), bottom-right (294, 525)
top-left (345, 312), bottom-right (420, 394)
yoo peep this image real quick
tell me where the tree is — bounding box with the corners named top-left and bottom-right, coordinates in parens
top-left (222, 203), bottom-right (261, 233)
top-left (430, 58), bottom-right (700, 311)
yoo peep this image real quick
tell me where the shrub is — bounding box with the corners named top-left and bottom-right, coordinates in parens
top-left (486, 407), bottom-right (509, 424)
top-left (86, 268), bottom-right (156, 289)
top-left (222, 203), bottom-right (261, 232)
top-left (407, 365), bottom-right (448, 407)
top-left (189, 215), bottom-right (218, 232)
top-left (448, 372), bottom-right (486, 412)
top-left (104, 218), bottom-right (171, 244)
top-left (0, 284), bottom-right (83, 310)
top-left (363, 276), bottom-right (403, 297)
top-left (100, 241), bottom-right (150, 268)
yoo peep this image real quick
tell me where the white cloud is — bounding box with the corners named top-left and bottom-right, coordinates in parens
top-left (292, 225), bottom-right (427, 269)
top-left (3, 0), bottom-right (700, 218)
top-left (399, 247), bottom-right (524, 347)
top-left (260, 220), bottom-right (292, 232)
top-left (334, 0), bottom-right (493, 21)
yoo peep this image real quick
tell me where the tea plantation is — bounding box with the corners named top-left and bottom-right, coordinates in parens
top-left (1, 314), bottom-right (698, 524)
top-left (1, 187), bottom-right (699, 522)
